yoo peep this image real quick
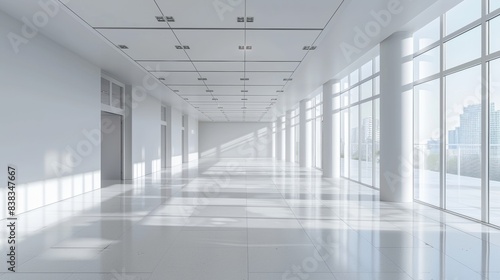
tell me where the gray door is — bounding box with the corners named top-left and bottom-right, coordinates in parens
top-left (101, 112), bottom-right (122, 187)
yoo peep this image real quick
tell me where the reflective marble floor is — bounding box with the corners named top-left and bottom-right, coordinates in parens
top-left (1, 159), bottom-right (500, 280)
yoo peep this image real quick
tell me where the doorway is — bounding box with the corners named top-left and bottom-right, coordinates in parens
top-left (101, 112), bottom-right (123, 187)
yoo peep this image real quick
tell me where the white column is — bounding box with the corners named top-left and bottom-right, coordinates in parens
top-left (322, 81), bottom-right (333, 177)
top-left (285, 110), bottom-right (292, 162)
top-left (276, 117), bottom-right (283, 161)
top-left (299, 100), bottom-right (308, 167)
top-left (380, 32), bottom-right (414, 202)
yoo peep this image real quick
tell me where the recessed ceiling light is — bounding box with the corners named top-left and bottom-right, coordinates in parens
top-left (184, 98), bottom-right (189, 101)
top-left (206, 90), bottom-right (214, 93)
top-left (198, 78), bottom-right (207, 81)
top-left (173, 90), bottom-right (180, 93)
top-left (241, 98), bottom-right (248, 101)
top-left (158, 77), bottom-right (166, 81)
top-left (277, 90), bottom-right (284, 93)
top-left (271, 98), bottom-right (278, 101)
top-left (194, 106), bottom-right (199, 109)
top-left (238, 45), bottom-right (252, 50)
top-left (175, 45), bottom-right (183, 49)
top-left (284, 78), bottom-right (293, 81)
top-left (247, 17), bottom-right (254, 22)
top-left (237, 17), bottom-right (245, 22)
top-left (241, 90), bottom-right (248, 93)
top-left (183, 45), bottom-right (190, 49)
top-left (117, 45), bottom-right (129, 49)
top-left (175, 45), bottom-right (190, 50)
top-left (166, 16), bottom-right (175, 22)
top-left (240, 78), bottom-right (249, 81)
top-left (303, 46), bottom-right (317, 50)
top-left (156, 16), bottom-right (166, 22)
top-left (212, 98), bottom-right (218, 101)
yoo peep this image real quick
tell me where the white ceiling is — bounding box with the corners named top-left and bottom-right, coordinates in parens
top-left (0, 0), bottom-right (461, 122)
top-left (62, 0), bottom-right (344, 122)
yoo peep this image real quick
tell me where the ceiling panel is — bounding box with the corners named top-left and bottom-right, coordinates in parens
top-left (246, 0), bottom-right (342, 29)
top-left (138, 61), bottom-right (196, 72)
top-left (167, 86), bottom-right (208, 96)
top-left (245, 72), bottom-right (291, 85)
top-left (201, 72), bottom-right (245, 85)
top-left (193, 62), bottom-right (245, 72)
top-left (155, 0), bottom-right (245, 28)
top-left (65, 0), bottom-right (165, 28)
top-left (175, 30), bottom-right (245, 61)
top-left (246, 30), bottom-right (321, 61)
top-left (246, 61), bottom-right (300, 72)
top-left (97, 29), bottom-right (187, 60)
top-left (152, 72), bottom-right (205, 85)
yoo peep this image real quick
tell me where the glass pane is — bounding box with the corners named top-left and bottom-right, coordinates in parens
top-left (361, 80), bottom-right (373, 100)
top-left (306, 120), bottom-right (313, 166)
top-left (342, 93), bottom-right (349, 108)
top-left (340, 110), bottom-right (349, 178)
top-left (360, 101), bottom-right (373, 186)
top-left (374, 56), bottom-right (380, 73)
top-left (445, 0), bottom-right (481, 36)
top-left (414, 79), bottom-right (441, 206)
top-left (414, 17), bottom-right (440, 51)
top-left (341, 77), bottom-right (349, 91)
top-left (350, 69), bottom-right (359, 85)
top-left (445, 26), bottom-right (481, 70)
top-left (333, 96), bottom-right (340, 110)
top-left (414, 46), bottom-right (440, 80)
top-left (492, 0), bottom-right (500, 12)
top-left (350, 87), bottom-right (359, 104)
top-left (373, 77), bottom-right (380, 96)
top-left (490, 15), bottom-right (500, 54)
top-left (315, 117), bottom-right (322, 168)
top-left (490, 59), bottom-right (500, 225)
top-left (333, 82), bottom-right (341, 94)
top-left (446, 65), bottom-right (482, 219)
top-left (350, 106), bottom-right (359, 181)
top-left (361, 60), bottom-right (373, 80)
top-left (101, 78), bottom-right (110, 105)
top-left (111, 83), bottom-right (123, 109)
top-left (374, 99), bottom-right (380, 189)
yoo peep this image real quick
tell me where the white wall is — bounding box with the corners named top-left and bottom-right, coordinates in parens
top-left (199, 122), bottom-right (273, 159)
top-left (187, 116), bottom-right (199, 161)
top-left (0, 10), bottom-right (101, 218)
top-left (131, 95), bottom-right (162, 178)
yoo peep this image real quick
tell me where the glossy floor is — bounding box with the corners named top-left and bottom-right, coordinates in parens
top-left (1, 159), bottom-right (500, 280)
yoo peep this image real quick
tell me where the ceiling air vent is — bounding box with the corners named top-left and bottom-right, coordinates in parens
top-left (117, 45), bottom-right (129, 49)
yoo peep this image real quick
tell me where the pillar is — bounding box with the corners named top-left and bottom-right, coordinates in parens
top-left (380, 32), bottom-right (414, 202)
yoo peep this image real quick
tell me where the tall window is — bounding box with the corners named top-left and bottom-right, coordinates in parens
top-left (305, 93), bottom-right (323, 169)
top-left (290, 108), bottom-right (300, 163)
top-left (413, 0), bottom-right (500, 225)
top-left (334, 56), bottom-right (380, 188)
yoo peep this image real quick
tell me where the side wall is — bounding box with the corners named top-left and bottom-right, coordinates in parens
top-left (0, 10), bottom-right (101, 217)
